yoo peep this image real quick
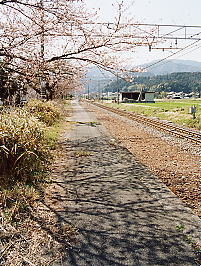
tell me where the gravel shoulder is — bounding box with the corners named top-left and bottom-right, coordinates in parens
top-left (85, 102), bottom-right (201, 218)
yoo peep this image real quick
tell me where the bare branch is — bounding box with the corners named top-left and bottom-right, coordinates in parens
top-left (0, 0), bottom-right (151, 100)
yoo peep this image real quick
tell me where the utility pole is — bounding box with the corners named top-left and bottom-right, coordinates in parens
top-left (87, 83), bottom-right (90, 100)
top-left (137, 85), bottom-right (144, 102)
top-left (117, 73), bottom-right (120, 104)
top-left (98, 80), bottom-right (100, 101)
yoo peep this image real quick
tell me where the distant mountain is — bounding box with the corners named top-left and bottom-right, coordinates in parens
top-left (84, 67), bottom-right (114, 92)
top-left (141, 59), bottom-right (201, 75)
top-left (85, 59), bottom-right (201, 92)
top-left (86, 67), bottom-right (114, 79)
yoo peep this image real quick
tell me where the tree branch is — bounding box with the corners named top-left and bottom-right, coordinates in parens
top-left (47, 41), bottom-right (111, 62)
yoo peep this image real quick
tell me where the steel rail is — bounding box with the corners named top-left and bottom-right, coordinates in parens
top-left (90, 102), bottom-right (201, 146)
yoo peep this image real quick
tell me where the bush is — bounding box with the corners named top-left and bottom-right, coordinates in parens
top-left (26, 100), bottom-right (61, 126)
top-left (0, 108), bottom-right (51, 184)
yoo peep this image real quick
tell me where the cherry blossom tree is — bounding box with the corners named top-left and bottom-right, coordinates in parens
top-left (0, 0), bottom-right (151, 101)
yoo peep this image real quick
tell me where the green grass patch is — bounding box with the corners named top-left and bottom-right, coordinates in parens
top-left (44, 121), bottom-right (64, 149)
top-left (105, 99), bottom-right (201, 130)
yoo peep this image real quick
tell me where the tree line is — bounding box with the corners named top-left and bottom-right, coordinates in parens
top-left (103, 72), bottom-right (201, 94)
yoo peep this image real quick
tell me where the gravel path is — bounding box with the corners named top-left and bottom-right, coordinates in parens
top-left (47, 101), bottom-right (201, 265)
top-left (85, 102), bottom-right (201, 218)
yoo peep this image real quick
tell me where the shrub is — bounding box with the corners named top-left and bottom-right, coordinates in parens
top-left (0, 108), bottom-right (51, 184)
top-left (26, 100), bottom-right (61, 126)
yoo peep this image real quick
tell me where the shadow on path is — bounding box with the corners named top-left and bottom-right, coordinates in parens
top-left (40, 136), bottom-right (201, 265)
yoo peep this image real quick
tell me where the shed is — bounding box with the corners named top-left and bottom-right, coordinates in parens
top-left (119, 91), bottom-right (155, 103)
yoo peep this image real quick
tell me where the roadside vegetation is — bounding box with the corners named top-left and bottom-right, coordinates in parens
top-left (0, 99), bottom-right (70, 264)
top-left (105, 99), bottom-right (201, 130)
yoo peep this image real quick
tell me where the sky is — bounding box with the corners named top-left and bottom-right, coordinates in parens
top-left (84, 0), bottom-right (201, 67)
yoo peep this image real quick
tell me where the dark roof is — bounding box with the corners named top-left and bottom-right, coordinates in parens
top-left (120, 91), bottom-right (155, 94)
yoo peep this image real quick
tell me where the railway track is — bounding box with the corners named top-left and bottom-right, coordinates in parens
top-left (90, 102), bottom-right (201, 146)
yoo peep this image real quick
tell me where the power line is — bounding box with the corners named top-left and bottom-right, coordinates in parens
top-left (177, 43), bottom-right (201, 58)
top-left (68, 22), bottom-right (201, 42)
top-left (84, 22), bottom-right (201, 28)
top-left (144, 43), bottom-right (201, 73)
top-left (142, 39), bottom-right (201, 71)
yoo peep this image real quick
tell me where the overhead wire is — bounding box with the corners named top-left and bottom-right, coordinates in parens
top-left (143, 39), bottom-right (201, 72)
top-left (176, 43), bottom-right (201, 58)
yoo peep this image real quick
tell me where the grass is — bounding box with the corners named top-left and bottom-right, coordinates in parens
top-left (26, 99), bottom-right (62, 126)
top-left (176, 224), bottom-right (185, 231)
top-left (175, 224), bottom-right (201, 264)
top-left (44, 100), bottom-right (71, 149)
top-left (0, 99), bottom-right (72, 265)
top-left (44, 121), bottom-right (65, 149)
top-left (0, 102), bottom-right (66, 222)
top-left (0, 108), bottom-right (51, 184)
top-left (75, 150), bottom-right (92, 157)
top-left (0, 184), bottom-right (40, 226)
top-left (104, 99), bottom-right (201, 130)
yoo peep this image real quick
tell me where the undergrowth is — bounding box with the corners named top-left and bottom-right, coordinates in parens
top-left (26, 99), bottom-right (62, 126)
top-left (186, 117), bottom-right (201, 130)
top-left (0, 99), bottom-right (71, 264)
top-left (0, 99), bottom-right (67, 219)
top-left (0, 108), bottom-right (51, 184)
top-left (0, 184), bottom-right (40, 226)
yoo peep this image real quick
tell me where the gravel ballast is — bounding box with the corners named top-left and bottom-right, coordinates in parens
top-left (85, 102), bottom-right (201, 217)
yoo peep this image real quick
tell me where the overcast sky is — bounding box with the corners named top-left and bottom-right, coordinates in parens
top-left (84, 0), bottom-right (201, 66)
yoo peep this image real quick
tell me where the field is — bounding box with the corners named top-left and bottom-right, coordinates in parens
top-left (105, 99), bottom-right (201, 130)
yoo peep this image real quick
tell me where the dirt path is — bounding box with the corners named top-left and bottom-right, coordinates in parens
top-left (47, 100), bottom-right (201, 265)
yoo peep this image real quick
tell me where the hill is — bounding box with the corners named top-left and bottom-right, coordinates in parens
top-left (103, 72), bottom-right (201, 94)
top-left (84, 67), bottom-right (114, 92)
top-left (142, 59), bottom-right (201, 75)
top-left (85, 59), bottom-right (201, 93)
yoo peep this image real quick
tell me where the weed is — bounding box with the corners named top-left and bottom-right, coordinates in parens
top-left (26, 99), bottom-right (62, 126)
top-left (0, 108), bottom-right (51, 184)
top-left (186, 117), bottom-right (201, 130)
top-left (75, 150), bottom-right (92, 157)
top-left (59, 223), bottom-right (78, 240)
top-left (176, 224), bottom-right (185, 231)
top-left (0, 184), bottom-right (40, 225)
top-left (90, 121), bottom-right (100, 127)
